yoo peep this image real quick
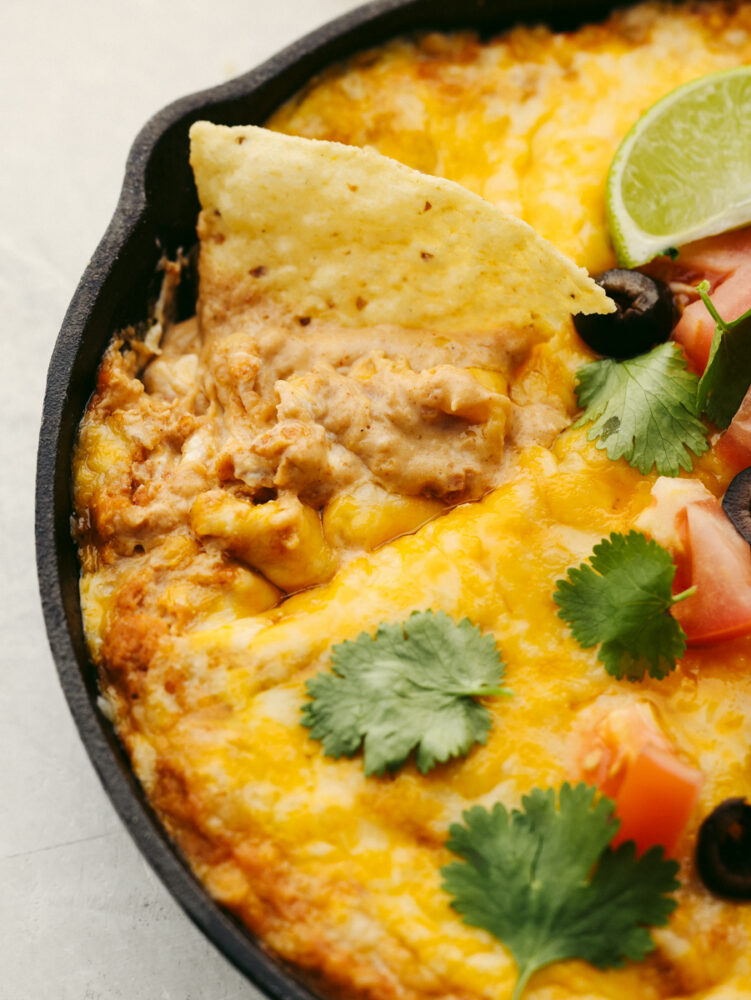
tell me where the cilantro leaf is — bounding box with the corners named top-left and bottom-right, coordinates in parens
top-left (441, 783), bottom-right (680, 1000)
top-left (553, 531), bottom-right (691, 681)
top-left (574, 341), bottom-right (708, 476)
top-left (695, 280), bottom-right (751, 429)
top-left (301, 610), bottom-right (511, 776)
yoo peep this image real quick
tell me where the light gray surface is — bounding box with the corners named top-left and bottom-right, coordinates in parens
top-left (1, 1), bottom-right (358, 996)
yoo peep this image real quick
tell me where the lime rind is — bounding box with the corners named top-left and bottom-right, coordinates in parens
top-left (607, 66), bottom-right (751, 267)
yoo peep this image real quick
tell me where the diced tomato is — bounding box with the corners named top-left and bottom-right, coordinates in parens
top-left (576, 703), bottom-right (671, 799)
top-left (715, 429), bottom-right (751, 473)
top-left (671, 228), bottom-right (751, 372)
top-left (649, 229), bottom-right (751, 456)
top-left (718, 387), bottom-right (751, 471)
top-left (575, 704), bottom-right (703, 855)
top-left (672, 498), bottom-right (751, 644)
top-left (669, 227), bottom-right (751, 277)
top-left (633, 476), bottom-right (713, 556)
top-left (610, 745), bottom-right (704, 856)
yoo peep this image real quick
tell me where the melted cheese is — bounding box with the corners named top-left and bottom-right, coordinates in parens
top-left (112, 432), bottom-right (751, 1000)
top-left (73, 3), bottom-right (751, 998)
top-left (269, 1), bottom-right (751, 272)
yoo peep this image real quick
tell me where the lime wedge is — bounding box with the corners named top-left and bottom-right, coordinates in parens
top-left (607, 66), bottom-right (751, 267)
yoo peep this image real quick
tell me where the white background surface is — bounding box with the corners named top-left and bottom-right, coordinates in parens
top-left (1, 1), bottom-right (359, 996)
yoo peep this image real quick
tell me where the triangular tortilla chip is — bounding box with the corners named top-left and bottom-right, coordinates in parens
top-left (190, 122), bottom-right (612, 339)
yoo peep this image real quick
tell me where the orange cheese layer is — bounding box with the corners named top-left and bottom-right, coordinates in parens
top-left (88, 430), bottom-right (751, 1000)
top-left (270, 1), bottom-right (751, 272)
top-left (75, 3), bottom-right (751, 998)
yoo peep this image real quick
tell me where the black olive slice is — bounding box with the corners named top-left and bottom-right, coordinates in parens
top-left (573, 269), bottom-right (674, 360)
top-left (696, 798), bottom-right (751, 900)
top-left (722, 467), bottom-right (751, 545)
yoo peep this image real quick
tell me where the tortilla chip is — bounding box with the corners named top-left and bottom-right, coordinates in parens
top-left (189, 122), bottom-right (612, 339)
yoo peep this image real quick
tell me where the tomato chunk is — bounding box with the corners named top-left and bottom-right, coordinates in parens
top-left (718, 387), bottom-right (751, 471)
top-left (576, 703), bottom-right (703, 855)
top-left (672, 498), bottom-right (751, 644)
top-left (650, 229), bottom-right (751, 457)
top-left (671, 229), bottom-right (751, 372)
top-left (611, 745), bottom-right (704, 856)
top-left (576, 703), bottom-right (671, 799)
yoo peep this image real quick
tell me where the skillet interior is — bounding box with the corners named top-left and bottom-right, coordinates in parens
top-left (36, 0), bottom-right (624, 995)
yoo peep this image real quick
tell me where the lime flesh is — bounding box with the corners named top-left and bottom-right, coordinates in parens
top-left (607, 66), bottom-right (751, 267)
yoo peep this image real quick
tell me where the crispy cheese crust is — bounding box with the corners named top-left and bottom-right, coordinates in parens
top-left (74, 4), bottom-right (751, 999)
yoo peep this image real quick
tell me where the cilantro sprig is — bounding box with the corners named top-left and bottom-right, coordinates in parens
top-left (442, 784), bottom-right (680, 1000)
top-left (554, 531), bottom-right (694, 681)
top-left (574, 341), bottom-right (709, 476)
top-left (695, 280), bottom-right (751, 429)
top-left (301, 610), bottom-right (511, 776)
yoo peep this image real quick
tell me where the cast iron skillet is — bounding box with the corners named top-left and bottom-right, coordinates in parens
top-left (37, 0), bottom-right (621, 995)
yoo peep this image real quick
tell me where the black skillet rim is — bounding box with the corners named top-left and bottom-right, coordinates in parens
top-left (36, 0), bottom-right (623, 996)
